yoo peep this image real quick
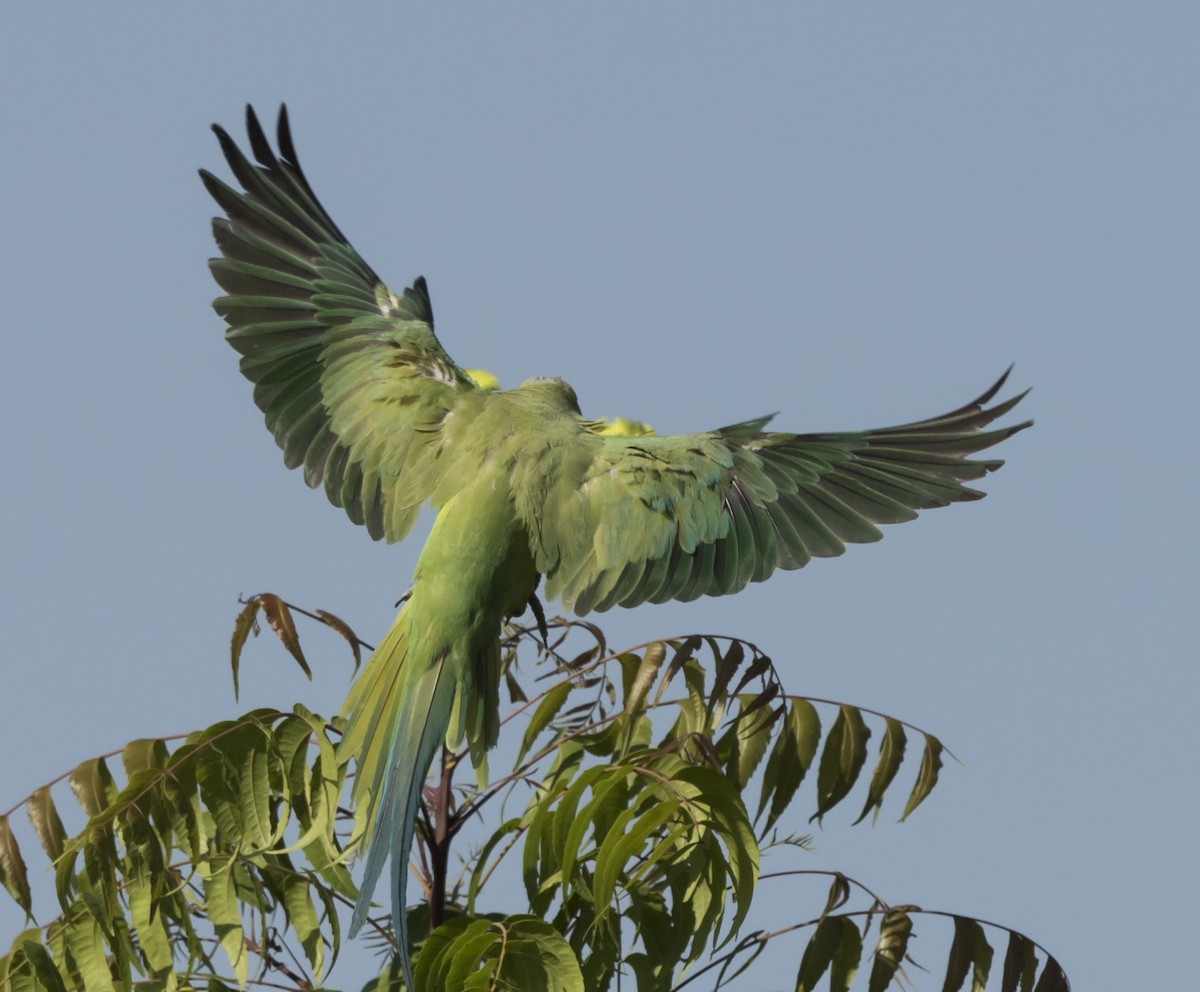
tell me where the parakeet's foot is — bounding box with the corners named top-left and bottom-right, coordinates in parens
top-left (527, 592), bottom-right (550, 646)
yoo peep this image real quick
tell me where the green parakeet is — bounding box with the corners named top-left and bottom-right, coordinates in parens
top-left (202, 106), bottom-right (1030, 986)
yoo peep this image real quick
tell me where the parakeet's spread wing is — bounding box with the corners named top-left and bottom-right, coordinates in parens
top-left (202, 106), bottom-right (476, 542)
top-left (205, 106), bottom-right (1030, 618)
top-left (531, 371), bottom-right (1030, 614)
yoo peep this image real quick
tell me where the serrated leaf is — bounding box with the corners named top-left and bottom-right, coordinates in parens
top-left (498, 917), bottom-right (584, 992)
top-left (314, 608), bottom-right (363, 673)
top-left (12, 936), bottom-right (69, 992)
top-left (238, 737), bottom-right (272, 851)
top-left (204, 864), bottom-right (247, 987)
top-left (1032, 956), bottom-right (1069, 992)
top-left (229, 597), bottom-right (261, 700)
top-left (821, 873), bottom-right (852, 919)
top-left (736, 697), bottom-right (778, 788)
top-left (795, 915), bottom-right (862, 992)
top-left (127, 875), bottom-right (173, 975)
top-left (258, 593), bottom-right (311, 681)
top-left (593, 799), bottom-right (683, 919)
top-left (707, 640), bottom-right (746, 712)
top-left (69, 758), bottom-right (116, 818)
top-left (943, 917), bottom-right (993, 992)
top-left (671, 764), bottom-right (759, 943)
top-left (0, 816), bottom-right (32, 915)
top-left (719, 693), bottom-right (779, 791)
top-left (283, 875), bottom-right (324, 979)
top-left (652, 636), bottom-right (701, 707)
top-left (759, 699), bottom-right (821, 831)
top-left (812, 705), bottom-right (871, 824)
top-left (505, 664), bottom-right (529, 704)
top-left (517, 681), bottom-right (572, 767)
top-left (413, 917), bottom-right (483, 990)
top-left (901, 734), bottom-right (945, 820)
top-left (623, 643), bottom-right (666, 716)
top-left (64, 913), bottom-right (116, 992)
top-left (855, 718), bottom-right (907, 825)
top-left (1000, 932), bottom-right (1039, 992)
top-left (868, 908), bottom-right (913, 992)
top-left (558, 770), bottom-right (630, 894)
top-left (26, 787), bottom-right (67, 863)
top-left (730, 653), bottom-right (773, 697)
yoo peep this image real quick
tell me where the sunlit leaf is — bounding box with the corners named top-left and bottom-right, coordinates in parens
top-left (592, 799), bottom-right (683, 919)
top-left (237, 734), bottom-right (272, 851)
top-left (558, 769), bottom-right (630, 895)
top-left (121, 739), bottom-right (169, 780)
top-left (258, 593), bottom-right (311, 681)
top-left (283, 874), bottom-right (324, 979)
top-left (0, 615), bottom-right (1065, 992)
top-left (901, 734), bottom-right (945, 821)
top-left (855, 718), bottom-right (907, 825)
top-left (759, 698), bottom-right (820, 831)
top-left (229, 596), bottom-right (261, 700)
top-left (812, 706), bottom-right (871, 824)
top-left (8, 935), bottom-right (69, 992)
top-left (25, 788), bottom-right (66, 864)
top-left (0, 817), bottom-right (31, 916)
top-left (517, 681), bottom-right (572, 767)
top-left (203, 863), bottom-right (247, 987)
top-left (69, 758), bottom-right (116, 818)
top-left (868, 907), bottom-right (914, 992)
top-left (623, 642), bottom-right (666, 717)
top-left (64, 913), bottom-right (116, 992)
top-left (127, 875), bottom-right (173, 975)
top-left (717, 691), bottom-right (780, 791)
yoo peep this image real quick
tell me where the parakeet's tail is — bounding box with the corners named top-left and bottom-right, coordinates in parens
top-left (339, 602), bottom-right (457, 985)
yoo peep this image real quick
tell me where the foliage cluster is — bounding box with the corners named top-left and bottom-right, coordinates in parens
top-left (0, 596), bottom-right (1067, 991)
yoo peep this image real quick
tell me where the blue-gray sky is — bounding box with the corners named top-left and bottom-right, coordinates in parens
top-left (3, 5), bottom-right (1196, 989)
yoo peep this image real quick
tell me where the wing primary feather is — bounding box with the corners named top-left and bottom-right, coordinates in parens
top-left (764, 500), bottom-right (812, 569)
top-left (679, 537), bottom-right (718, 602)
top-left (637, 537), bottom-right (683, 606)
top-left (796, 483), bottom-right (884, 544)
top-left (819, 471), bottom-right (920, 525)
top-left (206, 106), bottom-right (469, 545)
top-left (777, 491), bottom-right (846, 558)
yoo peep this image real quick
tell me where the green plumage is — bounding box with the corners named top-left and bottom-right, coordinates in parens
top-left (203, 105), bottom-right (1031, 987)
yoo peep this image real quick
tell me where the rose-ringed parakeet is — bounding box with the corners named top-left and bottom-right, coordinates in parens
top-left (201, 105), bottom-right (1030, 986)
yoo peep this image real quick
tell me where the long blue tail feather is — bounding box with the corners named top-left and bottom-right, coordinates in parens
top-left (343, 606), bottom-right (457, 989)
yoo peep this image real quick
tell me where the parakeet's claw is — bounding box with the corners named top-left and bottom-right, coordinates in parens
top-left (527, 592), bottom-right (550, 646)
top-left (394, 588), bottom-right (413, 609)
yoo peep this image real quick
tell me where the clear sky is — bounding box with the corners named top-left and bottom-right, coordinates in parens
top-left (2, 5), bottom-right (1196, 990)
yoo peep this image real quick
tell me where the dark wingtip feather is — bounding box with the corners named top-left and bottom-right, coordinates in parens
top-left (210, 122), bottom-right (253, 179)
top-left (244, 104), bottom-right (277, 169)
top-left (975, 363), bottom-right (1014, 406)
top-left (995, 418), bottom-right (1034, 445)
top-left (277, 105), bottom-right (298, 165)
top-left (938, 365), bottom-right (1017, 421)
